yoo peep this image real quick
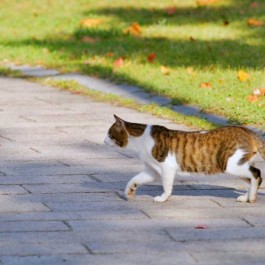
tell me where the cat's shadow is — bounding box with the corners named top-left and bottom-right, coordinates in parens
top-left (136, 184), bottom-right (265, 199)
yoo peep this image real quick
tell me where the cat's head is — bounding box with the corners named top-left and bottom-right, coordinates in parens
top-left (104, 115), bottom-right (129, 148)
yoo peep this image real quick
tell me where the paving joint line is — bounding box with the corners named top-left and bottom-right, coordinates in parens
top-left (241, 217), bottom-right (255, 227)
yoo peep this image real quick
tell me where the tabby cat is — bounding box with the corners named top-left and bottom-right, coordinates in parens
top-left (104, 115), bottom-right (265, 203)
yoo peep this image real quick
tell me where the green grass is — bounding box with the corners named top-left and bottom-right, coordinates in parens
top-left (0, 0), bottom-right (264, 129)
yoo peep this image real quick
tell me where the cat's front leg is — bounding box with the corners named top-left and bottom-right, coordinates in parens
top-left (154, 166), bottom-right (175, 203)
top-left (125, 165), bottom-right (159, 199)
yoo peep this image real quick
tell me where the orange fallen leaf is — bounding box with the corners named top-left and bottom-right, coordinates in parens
top-left (237, 70), bottom-right (250, 82)
top-left (247, 95), bottom-right (259, 103)
top-left (200, 82), bottom-right (212, 88)
top-left (148, 53), bottom-right (156, 62)
top-left (160, 66), bottom-right (170, 75)
top-left (247, 18), bottom-right (264, 27)
top-left (106, 52), bottom-right (114, 57)
top-left (81, 36), bottom-right (97, 44)
top-left (132, 22), bottom-right (142, 33)
top-left (123, 22), bottom-right (142, 36)
top-left (113, 57), bottom-right (124, 68)
top-left (165, 6), bottom-right (177, 16)
top-left (79, 18), bottom-right (103, 28)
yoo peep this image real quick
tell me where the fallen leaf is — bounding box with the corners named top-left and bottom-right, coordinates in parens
top-left (237, 70), bottom-right (250, 82)
top-left (253, 88), bottom-right (265, 96)
top-left (113, 57), bottom-right (124, 68)
top-left (132, 22), bottom-right (142, 33)
top-left (79, 18), bottom-right (103, 28)
top-left (194, 225), bottom-right (209, 229)
top-left (200, 82), bottom-right (212, 88)
top-left (247, 95), bottom-right (259, 103)
top-left (81, 36), bottom-right (97, 44)
top-left (148, 53), bottom-right (156, 62)
top-left (223, 20), bottom-right (230, 26)
top-left (106, 52), bottom-right (114, 57)
top-left (247, 18), bottom-right (264, 27)
top-left (124, 22), bottom-right (142, 36)
top-left (253, 89), bottom-right (261, 95)
top-left (71, 91), bottom-right (81, 95)
top-left (250, 2), bottom-right (258, 8)
top-left (165, 6), bottom-right (177, 16)
top-left (186, 67), bottom-right (194, 75)
top-left (160, 66), bottom-right (170, 75)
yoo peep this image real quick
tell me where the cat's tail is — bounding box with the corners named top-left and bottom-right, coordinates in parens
top-left (255, 134), bottom-right (265, 160)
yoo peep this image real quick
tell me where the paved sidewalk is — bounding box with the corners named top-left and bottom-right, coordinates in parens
top-left (0, 76), bottom-right (265, 265)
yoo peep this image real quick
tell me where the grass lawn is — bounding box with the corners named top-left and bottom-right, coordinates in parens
top-left (0, 0), bottom-right (264, 129)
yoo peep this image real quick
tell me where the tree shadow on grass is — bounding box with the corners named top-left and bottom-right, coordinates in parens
top-left (2, 0), bottom-right (265, 126)
top-left (86, 1), bottom-right (265, 27)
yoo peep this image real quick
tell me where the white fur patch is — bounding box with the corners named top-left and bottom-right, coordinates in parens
top-left (104, 134), bottom-right (115, 146)
top-left (225, 149), bottom-right (252, 178)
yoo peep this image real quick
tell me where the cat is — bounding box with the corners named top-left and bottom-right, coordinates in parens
top-left (104, 115), bottom-right (265, 203)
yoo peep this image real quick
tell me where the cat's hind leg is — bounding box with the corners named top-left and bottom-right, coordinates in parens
top-left (237, 178), bottom-right (250, 202)
top-left (125, 165), bottom-right (159, 199)
top-left (225, 149), bottom-right (262, 203)
top-left (248, 166), bottom-right (262, 203)
top-left (237, 167), bottom-right (262, 203)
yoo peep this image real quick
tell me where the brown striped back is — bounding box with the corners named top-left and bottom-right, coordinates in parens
top-left (151, 125), bottom-right (259, 174)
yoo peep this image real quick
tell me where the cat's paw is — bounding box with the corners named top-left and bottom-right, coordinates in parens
top-left (236, 194), bottom-right (249, 202)
top-left (249, 196), bottom-right (257, 203)
top-left (125, 183), bottom-right (138, 199)
top-left (153, 194), bottom-right (169, 203)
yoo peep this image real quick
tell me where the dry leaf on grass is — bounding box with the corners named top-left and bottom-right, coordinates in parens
top-left (186, 67), bottom-right (194, 75)
top-left (160, 66), bottom-right (170, 75)
top-left (113, 57), bottom-right (124, 68)
top-left (79, 18), bottom-right (103, 28)
top-left (200, 82), bottom-right (212, 88)
top-left (123, 22), bottom-right (142, 36)
top-left (164, 6), bottom-right (177, 16)
top-left (148, 53), bottom-right (156, 62)
top-left (237, 70), bottom-right (250, 82)
top-left (247, 18), bottom-right (264, 27)
top-left (106, 52), bottom-right (114, 57)
top-left (81, 36), bottom-right (97, 44)
top-left (247, 88), bottom-right (265, 103)
top-left (247, 95), bottom-right (259, 103)
top-left (250, 2), bottom-right (258, 8)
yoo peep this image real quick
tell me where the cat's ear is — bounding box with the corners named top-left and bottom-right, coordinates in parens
top-left (114, 114), bottom-right (125, 128)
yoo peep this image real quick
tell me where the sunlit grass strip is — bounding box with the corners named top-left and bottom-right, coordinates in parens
top-left (36, 78), bottom-right (217, 130)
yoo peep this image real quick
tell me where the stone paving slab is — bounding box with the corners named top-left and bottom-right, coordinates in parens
top-left (0, 76), bottom-right (265, 265)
